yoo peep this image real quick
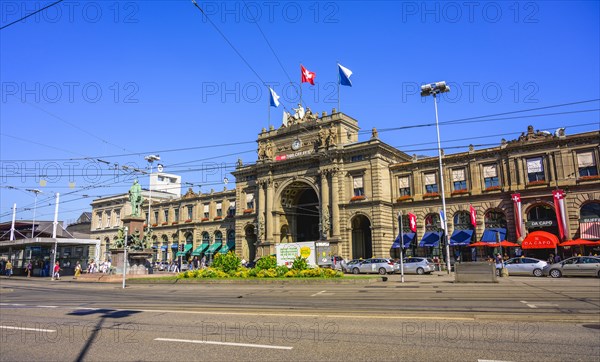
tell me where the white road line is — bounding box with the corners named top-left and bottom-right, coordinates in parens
top-left (311, 290), bottom-right (326, 297)
top-left (519, 301), bottom-right (528, 304)
top-left (0, 326), bottom-right (56, 333)
top-left (478, 360), bottom-right (514, 362)
top-left (36, 305), bottom-right (58, 308)
top-left (154, 337), bottom-right (293, 350)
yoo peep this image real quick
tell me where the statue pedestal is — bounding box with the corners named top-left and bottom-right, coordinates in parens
top-left (122, 215), bottom-right (146, 240)
top-left (111, 249), bottom-right (154, 275)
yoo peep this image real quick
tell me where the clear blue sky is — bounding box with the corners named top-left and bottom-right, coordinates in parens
top-left (1, 1), bottom-right (599, 223)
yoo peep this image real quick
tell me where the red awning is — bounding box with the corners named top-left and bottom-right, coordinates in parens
top-left (560, 239), bottom-right (600, 247)
top-left (522, 231), bottom-right (560, 249)
top-left (469, 241), bottom-right (495, 247)
top-left (487, 240), bottom-right (520, 248)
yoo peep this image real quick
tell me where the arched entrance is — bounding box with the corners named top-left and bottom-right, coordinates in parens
top-left (245, 225), bottom-right (257, 261)
top-left (527, 204), bottom-right (559, 235)
top-left (351, 215), bottom-right (372, 259)
top-left (279, 181), bottom-right (320, 242)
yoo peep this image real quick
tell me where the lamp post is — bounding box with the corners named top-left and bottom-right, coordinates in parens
top-left (144, 154), bottom-right (160, 230)
top-left (420, 81), bottom-right (451, 274)
top-left (26, 189), bottom-right (42, 238)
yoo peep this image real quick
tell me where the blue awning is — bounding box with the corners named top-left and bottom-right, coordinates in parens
top-left (171, 243), bottom-right (178, 249)
top-left (450, 229), bottom-right (474, 246)
top-left (160, 246), bottom-right (167, 251)
top-left (481, 228), bottom-right (506, 242)
top-left (151, 245), bottom-right (158, 249)
top-left (392, 232), bottom-right (416, 248)
top-left (419, 232), bottom-right (442, 247)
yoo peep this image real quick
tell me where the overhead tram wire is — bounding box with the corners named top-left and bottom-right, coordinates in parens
top-left (0, 0), bottom-right (64, 30)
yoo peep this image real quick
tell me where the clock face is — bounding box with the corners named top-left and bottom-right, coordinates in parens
top-left (291, 139), bottom-right (301, 150)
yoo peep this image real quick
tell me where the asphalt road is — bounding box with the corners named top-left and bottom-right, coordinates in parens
top-left (1, 274), bottom-right (599, 361)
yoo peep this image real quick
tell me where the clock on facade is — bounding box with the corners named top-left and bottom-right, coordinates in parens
top-left (291, 138), bottom-right (301, 150)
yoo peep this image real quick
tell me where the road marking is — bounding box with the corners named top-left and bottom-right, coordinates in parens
top-left (0, 326), bottom-right (56, 333)
top-left (478, 360), bottom-right (514, 362)
top-left (36, 305), bottom-right (58, 308)
top-left (311, 290), bottom-right (326, 297)
top-left (520, 300), bottom-right (558, 308)
top-left (154, 337), bottom-right (293, 350)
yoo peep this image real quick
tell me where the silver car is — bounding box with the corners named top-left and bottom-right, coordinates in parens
top-left (350, 258), bottom-right (398, 275)
top-left (501, 257), bottom-right (547, 277)
top-left (544, 256), bottom-right (600, 278)
top-left (400, 257), bottom-right (436, 275)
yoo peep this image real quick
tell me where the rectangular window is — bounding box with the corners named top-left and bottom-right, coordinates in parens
top-left (174, 208), bottom-right (179, 221)
top-left (153, 211), bottom-right (159, 224)
top-left (115, 210), bottom-right (120, 226)
top-left (203, 204), bottom-right (210, 218)
top-left (96, 213), bottom-right (102, 229)
top-left (526, 157), bottom-right (545, 182)
top-left (353, 176), bottom-right (364, 196)
top-left (187, 206), bottom-right (193, 220)
top-left (398, 176), bottom-right (411, 196)
top-left (216, 202), bottom-right (222, 217)
top-left (163, 209), bottom-right (169, 223)
top-left (452, 168), bottom-right (467, 191)
top-left (351, 155), bottom-right (364, 162)
top-left (246, 194), bottom-right (255, 209)
top-left (483, 164), bottom-right (500, 188)
top-left (424, 172), bottom-right (438, 193)
top-left (228, 201), bottom-right (236, 217)
top-left (105, 211), bottom-right (111, 228)
top-left (577, 151), bottom-right (598, 177)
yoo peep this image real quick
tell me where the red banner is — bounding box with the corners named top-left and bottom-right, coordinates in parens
top-left (408, 213), bottom-right (417, 233)
top-left (469, 204), bottom-right (477, 228)
top-left (511, 193), bottom-right (523, 239)
top-left (552, 189), bottom-right (567, 240)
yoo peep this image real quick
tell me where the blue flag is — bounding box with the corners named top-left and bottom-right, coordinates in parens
top-left (439, 210), bottom-right (445, 230)
top-left (338, 63), bottom-right (353, 87)
top-left (268, 87), bottom-right (280, 107)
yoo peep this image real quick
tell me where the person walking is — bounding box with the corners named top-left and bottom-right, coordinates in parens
top-left (74, 262), bottom-right (82, 279)
top-left (26, 261), bottom-right (32, 277)
top-left (52, 261), bottom-right (61, 280)
top-left (5, 260), bottom-right (13, 278)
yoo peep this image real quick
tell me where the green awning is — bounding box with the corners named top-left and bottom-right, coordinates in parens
top-left (218, 241), bottom-right (236, 254)
top-left (191, 243), bottom-right (209, 256)
top-left (205, 242), bottom-right (222, 254)
top-left (176, 244), bottom-right (193, 257)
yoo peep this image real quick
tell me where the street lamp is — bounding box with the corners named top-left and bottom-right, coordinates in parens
top-left (420, 81), bottom-right (452, 274)
top-left (144, 154), bottom-right (160, 229)
top-left (26, 189), bottom-right (42, 238)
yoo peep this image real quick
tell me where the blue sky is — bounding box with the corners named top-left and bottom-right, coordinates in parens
top-left (1, 1), bottom-right (599, 223)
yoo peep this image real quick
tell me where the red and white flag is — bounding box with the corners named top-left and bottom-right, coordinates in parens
top-left (301, 64), bottom-right (316, 85)
top-left (408, 213), bottom-right (417, 233)
top-left (512, 193), bottom-right (523, 239)
top-left (469, 204), bottom-right (477, 228)
top-left (553, 189), bottom-right (568, 240)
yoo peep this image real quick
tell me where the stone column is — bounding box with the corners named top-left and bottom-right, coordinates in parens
top-left (266, 178), bottom-right (274, 242)
top-left (547, 153), bottom-right (556, 183)
top-left (320, 170), bottom-right (330, 238)
top-left (257, 181), bottom-right (266, 242)
top-left (331, 169), bottom-right (340, 238)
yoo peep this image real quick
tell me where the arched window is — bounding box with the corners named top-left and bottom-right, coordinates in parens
top-left (453, 211), bottom-right (472, 230)
top-left (214, 231), bottom-right (223, 245)
top-left (202, 232), bottom-right (210, 244)
top-left (185, 232), bottom-right (193, 245)
top-left (227, 230), bottom-right (235, 243)
top-left (424, 213), bottom-right (441, 232)
top-left (485, 210), bottom-right (507, 229)
top-left (580, 202), bottom-right (600, 240)
top-left (581, 202), bottom-right (600, 219)
top-left (528, 204), bottom-right (555, 222)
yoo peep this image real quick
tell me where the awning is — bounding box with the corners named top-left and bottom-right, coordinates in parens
top-left (170, 243), bottom-right (178, 249)
top-left (160, 246), bottom-right (167, 251)
top-left (151, 245), bottom-right (158, 249)
top-left (449, 229), bottom-right (473, 246)
top-left (580, 221), bottom-right (600, 240)
top-left (560, 239), bottom-right (599, 247)
top-left (392, 233), bottom-right (415, 248)
top-left (486, 240), bottom-right (520, 248)
top-left (419, 232), bottom-right (442, 247)
top-left (205, 242), bottom-right (222, 254)
top-left (481, 228), bottom-right (507, 242)
top-left (191, 243), bottom-right (209, 256)
top-left (521, 231), bottom-right (559, 249)
top-left (218, 241), bottom-right (236, 254)
top-left (175, 244), bottom-right (193, 256)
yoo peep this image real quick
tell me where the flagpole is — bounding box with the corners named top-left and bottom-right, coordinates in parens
top-left (268, 88), bottom-right (271, 129)
top-left (398, 212), bottom-right (405, 283)
top-left (337, 62), bottom-right (340, 112)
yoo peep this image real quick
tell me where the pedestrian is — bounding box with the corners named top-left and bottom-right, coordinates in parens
top-left (74, 262), bottom-right (82, 279)
top-left (26, 261), bottom-right (32, 277)
top-left (554, 254), bottom-right (562, 263)
top-left (547, 254), bottom-right (554, 264)
top-left (5, 260), bottom-right (13, 277)
top-left (52, 261), bottom-right (61, 280)
top-left (200, 255), bottom-right (206, 269)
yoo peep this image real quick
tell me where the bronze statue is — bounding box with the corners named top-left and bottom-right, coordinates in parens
top-left (128, 179), bottom-right (143, 216)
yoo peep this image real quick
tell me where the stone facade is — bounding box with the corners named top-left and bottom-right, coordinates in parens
top-left (91, 112), bottom-right (600, 262)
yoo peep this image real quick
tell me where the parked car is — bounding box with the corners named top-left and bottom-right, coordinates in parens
top-left (331, 256), bottom-right (346, 271)
top-left (500, 257), bottom-right (547, 277)
top-left (400, 257), bottom-right (436, 275)
top-left (349, 258), bottom-right (398, 275)
top-left (543, 256), bottom-right (600, 278)
top-left (343, 259), bottom-right (363, 273)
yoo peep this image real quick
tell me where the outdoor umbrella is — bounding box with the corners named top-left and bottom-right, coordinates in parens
top-left (559, 239), bottom-right (599, 247)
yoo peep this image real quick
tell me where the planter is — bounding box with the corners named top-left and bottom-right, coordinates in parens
top-left (484, 186), bottom-right (501, 192)
top-left (171, 222), bottom-right (179, 225)
top-left (422, 192), bottom-right (440, 199)
top-left (579, 175), bottom-right (600, 182)
top-left (527, 180), bottom-right (547, 187)
top-left (350, 195), bottom-right (366, 201)
top-left (184, 219), bottom-right (192, 223)
top-left (201, 218), bottom-right (209, 221)
top-left (152, 223), bottom-right (158, 227)
top-left (243, 209), bottom-right (254, 214)
top-left (214, 216), bottom-right (223, 220)
top-left (451, 189), bottom-right (469, 196)
top-left (161, 222), bottom-right (168, 226)
top-left (396, 195), bottom-right (413, 202)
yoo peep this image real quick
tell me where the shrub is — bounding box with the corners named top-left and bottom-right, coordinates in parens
top-left (292, 256), bottom-right (309, 271)
top-left (275, 265), bottom-right (289, 277)
top-left (255, 255), bottom-right (277, 270)
top-left (211, 252), bottom-right (241, 273)
top-left (284, 269), bottom-right (299, 278)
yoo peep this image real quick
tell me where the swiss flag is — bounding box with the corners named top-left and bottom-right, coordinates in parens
top-left (469, 204), bottom-right (477, 228)
top-left (408, 213), bottom-right (417, 233)
top-left (301, 64), bottom-right (316, 85)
